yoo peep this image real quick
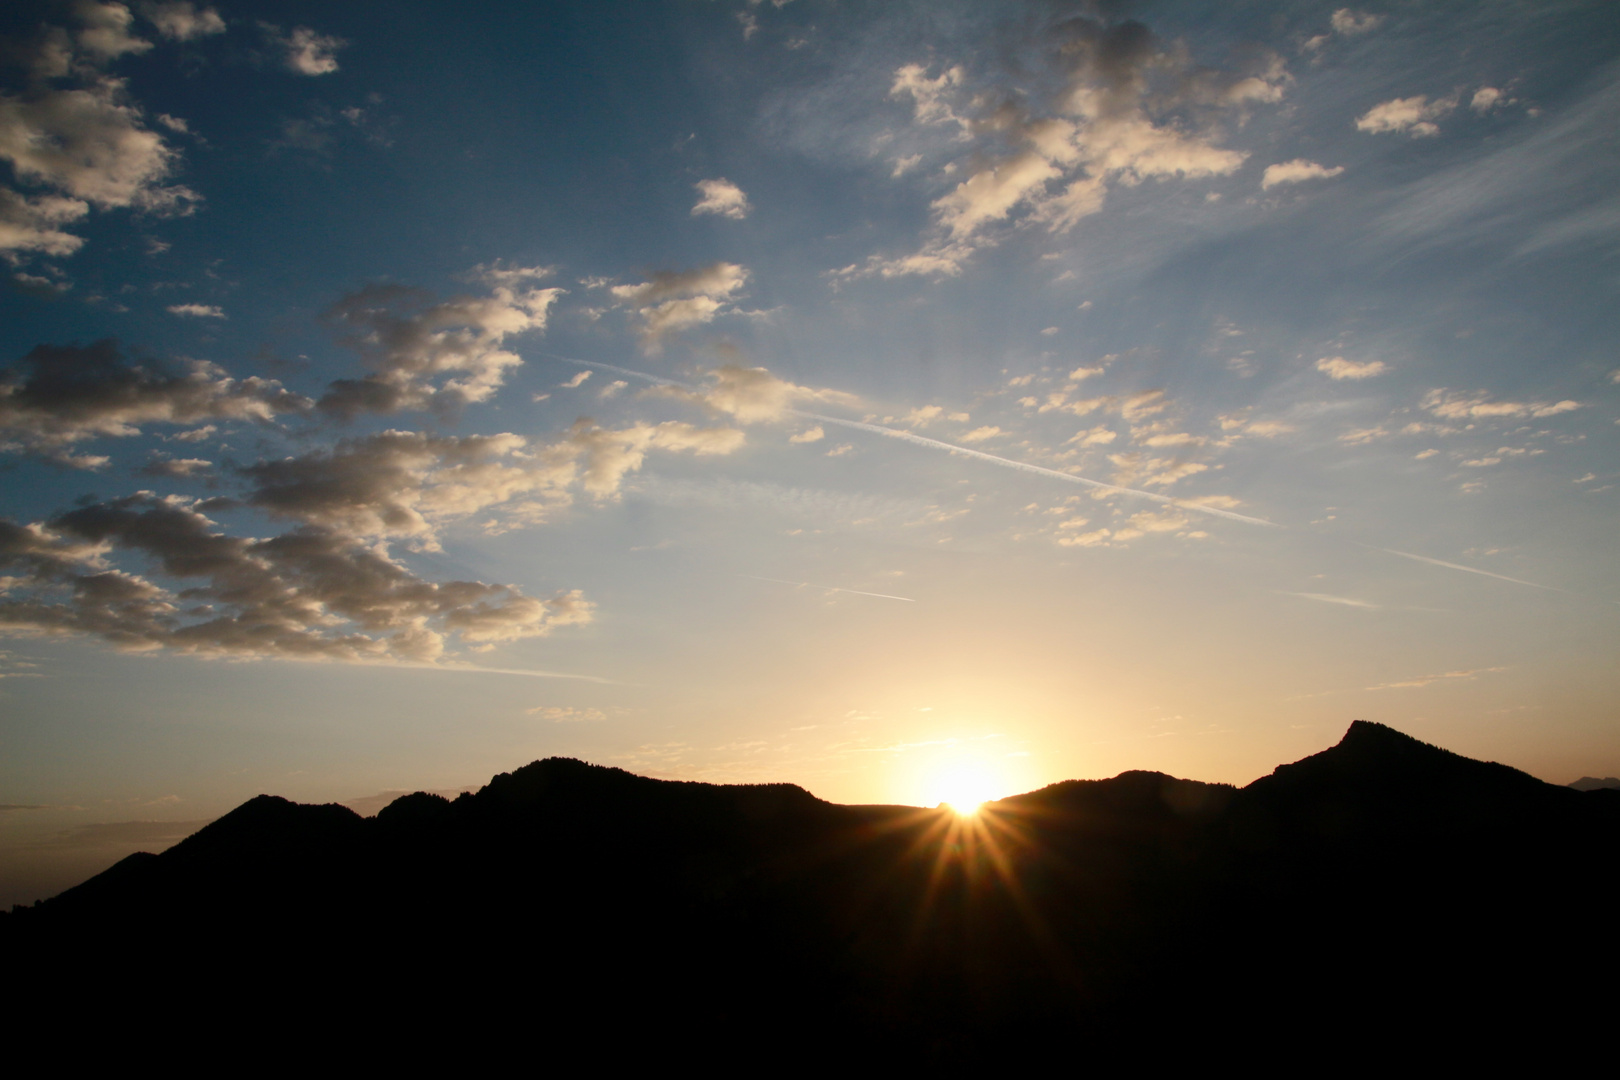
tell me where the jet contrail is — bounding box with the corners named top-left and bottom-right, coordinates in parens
top-left (540, 354), bottom-right (1617, 605)
top-left (1375, 547), bottom-right (1574, 596)
top-left (794, 412), bottom-right (1279, 527)
top-left (740, 574), bottom-right (915, 602)
top-left (352, 660), bottom-right (613, 682)
top-left (539, 352), bottom-right (1278, 529)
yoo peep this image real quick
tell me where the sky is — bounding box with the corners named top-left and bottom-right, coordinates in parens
top-left (2, 0), bottom-right (1618, 905)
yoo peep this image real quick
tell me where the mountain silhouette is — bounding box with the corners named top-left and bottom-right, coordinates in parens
top-left (7, 722), bottom-right (1614, 1062)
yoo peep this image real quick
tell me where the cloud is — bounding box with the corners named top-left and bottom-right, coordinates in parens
top-left (1221, 415), bottom-right (1295, 438)
top-left (39, 818), bottom-right (212, 850)
top-left (901, 404), bottom-right (943, 427)
top-left (653, 364), bottom-right (858, 424)
top-left (74, 2), bottom-right (153, 62)
top-left (1108, 452), bottom-right (1208, 488)
top-left (138, 455), bottom-right (209, 477)
top-left (606, 263), bottom-right (749, 351)
top-left (1365, 666), bottom-right (1507, 691)
top-left (789, 425), bottom-right (824, 444)
top-left (318, 278), bottom-right (562, 418)
top-left (692, 178), bottom-right (752, 219)
top-left (1315, 356), bottom-right (1388, 380)
top-left (1066, 425), bottom-right (1116, 447)
top-left (890, 63), bottom-right (968, 129)
top-left (1356, 95), bottom-right (1456, 138)
top-left (0, 190), bottom-right (90, 258)
top-left (1261, 159), bottom-right (1344, 189)
top-left (1329, 9), bottom-right (1384, 36)
top-left (1285, 592), bottom-right (1378, 609)
top-left (569, 420), bottom-right (745, 496)
top-left (1056, 527), bottom-right (1111, 547)
top-left (845, 19), bottom-right (1283, 277)
top-left (959, 425), bottom-right (1001, 443)
top-left (240, 421), bottom-right (746, 546)
top-left (166, 302), bottom-right (224, 319)
top-left (1421, 389), bottom-right (1580, 420)
top-left (139, 2), bottom-right (225, 41)
top-left (528, 705), bottom-right (607, 722)
top-left (265, 25), bottom-right (346, 76)
top-left (0, 13), bottom-right (199, 260)
top-left (0, 339), bottom-right (308, 462)
top-left (0, 494), bottom-right (593, 663)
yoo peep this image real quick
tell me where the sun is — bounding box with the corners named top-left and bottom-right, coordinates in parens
top-left (931, 760), bottom-right (1000, 817)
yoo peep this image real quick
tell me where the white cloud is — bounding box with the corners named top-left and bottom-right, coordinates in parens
top-left (319, 277), bottom-right (562, 417)
top-left (0, 190), bottom-right (89, 257)
top-left (691, 178), bottom-right (751, 220)
top-left (959, 425), bottom-right (1001, 443)
top-left (166, 302), bottom-right (224, 319)
top-left (845, 21), bottom-right (1284, 278)
top-left (1056, 526), bottom-right (1110, 547)
top-left (890, 63), bottom-right (967, 130)
top-left (652, 365), bottom-right (858, 424)
top-left (240, 421), bottom-right (747, 547)
top-left (1108, 452), bottom-right (1208, 488)
top-left (1365, 667), bottom-right (1507, 692)
top-left (138, 455), bottom-right (209, 477)
top-left (0, 495), bottom-right (595, 662)
top-left (1287, 591), bottom-right (1378, 609)
top-left (1421, 389), bottom-right (1581, 420)
top-left (560, 371), bottom-right (591, 389)
top-left (1315, 356), bottom-right (1388, 379)
top-left (0, 340), bottom-right (307, 462)
top-left (1065, 425), bottom-right (1116, 447)
top-left (75, 2), bottom-right (153, 62)
top-left (528, 705), bottom-right (606, 722)
top-left (1471, 87), bottom-right (1503, 113)
top-left (271, 25), bottom-right (345, 76)
top-left (1356, 95), bottom-right (1456, 138)
top-left (140, 2), bottom-right (225, 41)
top-left (789, 425), bottom-right (824, 444)
top-left (901, 405), bottom-right (942, 427)
top-left (608, 262), bottom-right (749, 351)
top-left (1330, 9), bottom-right (1385, 35)
top-left (1261, 159), bottom-right (1345, 189)
top-left (0, 8), bottom-right (201, 263)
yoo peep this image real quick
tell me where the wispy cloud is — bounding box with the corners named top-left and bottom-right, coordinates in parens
top-left (1282, 591), bottom-right (1378, 609)
top-left (738, 575), bottom-right (914, 602)
top-left (1365, 666), bottom-right (1507, 691)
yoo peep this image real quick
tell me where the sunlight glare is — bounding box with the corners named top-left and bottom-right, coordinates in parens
top-left (932, 760), bottom-right (999, 817)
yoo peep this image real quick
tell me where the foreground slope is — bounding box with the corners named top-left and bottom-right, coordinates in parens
top-left (8, 722), bottom-right (1616, 1058)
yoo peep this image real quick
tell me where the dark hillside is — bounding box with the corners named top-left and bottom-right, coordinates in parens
top-left (7, 724), bottom-right (1615, 1061)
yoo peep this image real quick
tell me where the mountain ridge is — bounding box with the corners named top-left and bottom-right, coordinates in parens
top-left (8, 721), bottom-right (1615, 1061)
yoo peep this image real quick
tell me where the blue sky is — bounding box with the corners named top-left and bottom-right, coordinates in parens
top-left (2, 0), bottom-right (1618, 904)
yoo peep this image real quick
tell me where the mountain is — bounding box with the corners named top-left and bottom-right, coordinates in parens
top-left (7, 722), bottom-right (1615, 1061)
top-left (1570, 776), bottom-right (1620, 791)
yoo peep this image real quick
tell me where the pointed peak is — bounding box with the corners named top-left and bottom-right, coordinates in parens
top-left (1337, 720), bottom-right (1432, 751)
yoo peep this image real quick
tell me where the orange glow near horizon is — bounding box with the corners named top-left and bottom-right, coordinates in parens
top-left (928, 760), bottom-right (998, 814)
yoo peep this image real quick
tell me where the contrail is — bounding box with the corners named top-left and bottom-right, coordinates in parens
top-left (1374, 547), bottom-right (1575, 596)
top-left (540, 354), bottom-right (1618, 604)
top-left (739, 574), bottom-right (915, 602)
top-left (794, 412), bottom-right (1279, 527)
top-left (354, 660), bottom-right (613, 683)
top-left (539, 352), bottom-right (1278, 529)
